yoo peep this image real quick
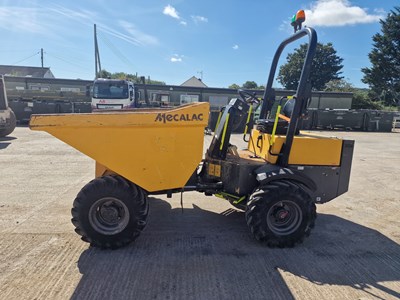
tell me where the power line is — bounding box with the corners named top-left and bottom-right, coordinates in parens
top-left (45, 52), bottom-right (88, 70)
top-left (0, 49), bottom-right (40, 53)
top-left (11, 52), bottom-right (40, 65)
top-left (97, 30), bottom-right (136, 72)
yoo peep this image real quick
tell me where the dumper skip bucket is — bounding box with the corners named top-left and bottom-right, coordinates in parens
top-left (30, 102), bottom-right (209, 192)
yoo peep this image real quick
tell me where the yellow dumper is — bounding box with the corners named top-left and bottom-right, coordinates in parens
top-left (30, 27), bottom-right (354, 249)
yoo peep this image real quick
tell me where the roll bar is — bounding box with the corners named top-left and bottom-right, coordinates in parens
top-left (259, 27), bottom-right (317, 166)
top-left (260, 27), bottom-right (317, 119)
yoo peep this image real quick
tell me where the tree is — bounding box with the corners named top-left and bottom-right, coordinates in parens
top-left (361, 7), bottom-right (400, 106)
top-left (229, 83), bottom-right (240, 90)
top-left (277, 42), bottom-right (343, 91)
top-left (96, 69), bottom-right (112, 78)
top-left (323, 78), bottom-right (385, 109)
top-left (96, 70), bottom-right (165, 85)
top-left (324, 79), bottom-right (354, 92)
top-left (242, 81), bottom-right (258, 89)
top-left (351, 90), bottom-right (384, 110)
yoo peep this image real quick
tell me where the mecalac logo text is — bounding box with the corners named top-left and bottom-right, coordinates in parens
top-left (155, 113), bottom-right (204, 123)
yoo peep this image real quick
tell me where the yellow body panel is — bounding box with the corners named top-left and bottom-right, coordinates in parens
top-left (30, 102), bottom-right (209, 192)
top-left (248, 129), bottom-right (343, 166)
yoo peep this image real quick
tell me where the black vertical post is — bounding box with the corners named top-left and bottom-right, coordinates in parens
top-left (41, 48), bottom-right (44, 68)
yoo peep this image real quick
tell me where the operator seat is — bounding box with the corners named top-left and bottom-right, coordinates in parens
top-left (255, 97), bottom-right (295, 134)
top-left (282, 97), bottom-right (295, 117)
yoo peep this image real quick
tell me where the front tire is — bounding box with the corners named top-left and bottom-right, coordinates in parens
top-left (245, 180), bottom-right (316, 247)
top-left (71, 175), bottom-right (148, 249)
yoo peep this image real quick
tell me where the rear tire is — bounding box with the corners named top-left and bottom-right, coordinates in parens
top-left (71, 175), bottom-right (149, 249)
top-left (245, 180), bottom-right (316, 247)
top-left (0, 109), bottom-right (16, 137)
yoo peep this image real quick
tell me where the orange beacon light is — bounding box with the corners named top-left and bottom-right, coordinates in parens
top-left (291, 10), bottom-right (306, 33)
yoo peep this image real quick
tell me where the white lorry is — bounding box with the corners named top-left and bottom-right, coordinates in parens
top-left (91, 78), bottom-right (135, 109)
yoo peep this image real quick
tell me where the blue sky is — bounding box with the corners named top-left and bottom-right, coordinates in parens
top-left (0, 0), bottom-right (397, 88)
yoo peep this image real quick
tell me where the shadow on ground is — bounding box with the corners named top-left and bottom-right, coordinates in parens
top-left (0, 136), bottom-right (16, 149)
top-left (71, 197), bottom-right (400, 300)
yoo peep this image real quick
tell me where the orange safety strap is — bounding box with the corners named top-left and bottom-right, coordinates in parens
top-left (278, 114), bottom-right (291, 122)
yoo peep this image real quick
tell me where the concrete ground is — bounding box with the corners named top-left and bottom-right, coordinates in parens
top-left (0, 127), bottom-right (399, 300)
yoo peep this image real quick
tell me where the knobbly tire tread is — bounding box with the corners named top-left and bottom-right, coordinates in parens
top-left (71, 175), bottom-right (149, 249)
top-left (245, 180), bottom-right (316, 248)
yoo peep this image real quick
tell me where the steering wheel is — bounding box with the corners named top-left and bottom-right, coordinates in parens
top-left (238, 89), bottom-right (261, 104)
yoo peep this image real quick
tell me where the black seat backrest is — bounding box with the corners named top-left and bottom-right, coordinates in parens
top-left (256, 119), bottom-right (288, 134)
top-left (282, 98), bottom-right (295, 118)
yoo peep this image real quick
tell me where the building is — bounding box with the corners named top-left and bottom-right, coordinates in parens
top-left (0, 65), bottom-right (55, 78)
top-left (180, 76), bottom-right (208, 88)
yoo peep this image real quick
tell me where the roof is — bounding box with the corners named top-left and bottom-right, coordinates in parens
top-left (180, 76), bottom-right (208, 88)
top-left (0, 65), bottom-right (55, 78)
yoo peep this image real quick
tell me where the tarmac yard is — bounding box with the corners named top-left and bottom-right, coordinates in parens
top-left (0, 127), bottom-right (399, 300)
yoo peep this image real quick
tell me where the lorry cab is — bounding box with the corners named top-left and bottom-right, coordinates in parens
top-left (92, 78), bottom-right (135, 109)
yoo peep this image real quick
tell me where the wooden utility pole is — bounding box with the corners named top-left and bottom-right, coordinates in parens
top-left (41, 48), bottom-right (44, 68)
top-left (94, 24), bottom-right (102, 78)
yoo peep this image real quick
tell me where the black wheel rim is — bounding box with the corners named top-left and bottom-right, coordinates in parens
top-left (89, 197), bottom-right (130, 235)
top-left (266, 200), bottom-right (303, 235)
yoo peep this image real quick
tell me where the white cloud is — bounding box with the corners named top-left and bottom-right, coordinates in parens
top-left (0, 7), bottom-right (47, 34)
top-left (163, 5), bottom-right (180, 19)
top-left (50, 5), bottom-right (159, 47)
top-left (118, 21), bottom-right (159, 46)
top-left (305, 0), bottom-right (384, 27)
top-left (0, 4), bottom-right (159, 48)
top-left (170, 54), bottom-right (184, 62)
top-left (163, 5), bottom-right (188, 25)
top-left (232, 45), bottom-right (239, 50)
top-left (191, 15), bottom-right (208, 24)
top-left (163, 6), bottom-right (207, 26)
top-left (0, 5), bottom-right (101, 40)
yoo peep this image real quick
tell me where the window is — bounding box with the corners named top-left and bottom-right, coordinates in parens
top-left (93, 82), bottom-right (129, 99)
top-left (180, 94), bottom-right (199, 105)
